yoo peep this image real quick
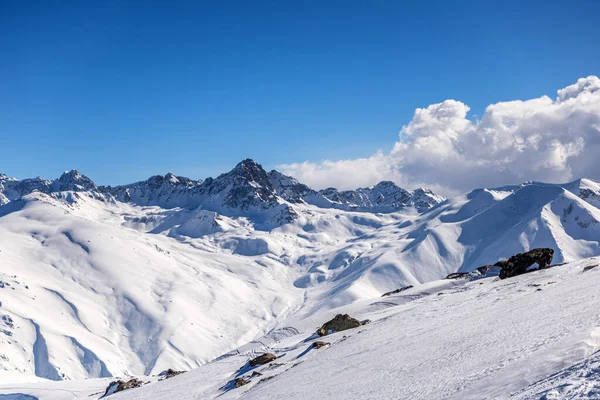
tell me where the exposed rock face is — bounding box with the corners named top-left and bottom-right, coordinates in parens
top-left (249, 353), bottom-right (277, 367)
top-left (102, 378), bottom-right (142, 397)
top-left (211, 159), bottom-right (278, 209)
top-left (102, 173), bottom-right (201, 205)
top-left (496, 248), bottom-right (554, 279)
top-left (268, 170), bottom-right (316, 203)
top-left (381, 285), bottom-right (414, 297)
top-left (317, 314), bottom-right (362, 336)
top-left (53, 170), bottom-right (96, 192)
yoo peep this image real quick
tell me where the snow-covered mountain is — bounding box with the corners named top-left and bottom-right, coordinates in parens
top-left (267, 169), bottom-right (445, 211)
top-left (2, 159), bottom-right (444, 228)
top-left (1, 161), bottom-right (600, 399)
top-left (0, 170), bottom-right (98, 206)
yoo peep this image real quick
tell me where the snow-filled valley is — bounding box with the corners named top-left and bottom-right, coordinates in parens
top-left (1, 159), bottom-right (600, 399)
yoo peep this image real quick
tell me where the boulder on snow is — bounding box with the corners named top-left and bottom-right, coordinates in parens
top-left (381, 285), bottom-right (414, 297)
top-left (317, 314), bottom-right (362, 336)
top-left (235, 377), bottom-right (250, 388)
top-left (583, 264), bottom-right (598, 272)
top-left (158, 368), bottom-right (185, 379)
top-left (445, 272), bottom-right (470, 280)
top-left (476, 265), bottom-right (491, 274)
top-left (249, 353), bottom-right (277, 367)
top-left (496, 248), bottom-right (554, 279)
top-left (102, 378), bottom-right (142, 397)
top-left (311, 341), bottom-right (330, 349)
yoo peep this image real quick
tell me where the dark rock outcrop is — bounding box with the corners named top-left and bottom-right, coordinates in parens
top-left (249, 353), bottom-right (277, 367)
top-left (158, 368), bottom-right (185, 379)
top-left (235, 377), bottom-right (250, 388)
top-left (317, 314), bottom-right (362, 336)
top-left (311, 341), bottom-right (330, 349)
top-left (476, 265), bottom-right (491, 274)
top-left (496, 248), bottom-right (554, 279)
top-left (583, 264), bottom-right (598, 272)
top-left (445, 272), bottom-right (470, 280)
top-left (381, 285), bottom-right (413, 297)
top-left (102, 378), bottom-right (142, 397)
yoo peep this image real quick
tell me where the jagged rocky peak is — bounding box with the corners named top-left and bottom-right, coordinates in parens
top-left (411, 187), bottom-right (446, 208)
top-left (54, 170), bottom-right (96, 192)
top-left (207, 158), bottom-right (278, 208)
top-left (230, 159), bottom-right (274, 190)
top-left (316, 180), bottom-right (445, 211)
top-left (268, 170), bottom-right (316, 203)
top-left (563, 178), bottom-right (600, 208)
top-left (266, 169), bottom-right (445, 211)
top-left (145, 173), bottom-right (200, 188)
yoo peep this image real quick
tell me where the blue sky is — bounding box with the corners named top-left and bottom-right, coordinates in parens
top-left (1, 0), bottom-right (599, 185)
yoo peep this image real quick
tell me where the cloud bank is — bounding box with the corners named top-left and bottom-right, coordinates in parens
top-left (279, 76), bottom-right (600, 196)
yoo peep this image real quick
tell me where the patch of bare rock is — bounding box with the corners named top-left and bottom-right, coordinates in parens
top-left (102, 378), bottom-right (142, 397)
top-left (317, 314), bottom-right (365, 336)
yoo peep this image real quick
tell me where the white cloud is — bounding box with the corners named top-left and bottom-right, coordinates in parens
top-left (278, 76), bottom-right (600, 196)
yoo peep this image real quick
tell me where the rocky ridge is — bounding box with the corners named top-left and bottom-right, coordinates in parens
top-left (1, 160), bottom-right (446, 226)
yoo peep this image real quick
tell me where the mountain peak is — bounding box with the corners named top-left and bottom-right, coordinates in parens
top-left (373, 180), bottom-right (401, 189)
top-left (230, 159), bottom-right (268, 181)
top-left (54, 170), bottom-right (96, 192)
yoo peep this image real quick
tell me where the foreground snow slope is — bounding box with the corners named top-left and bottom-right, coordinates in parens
top-left (92, 258), bottom-right (600, 399)
top-left (2, 258), bottom-right (599, 399)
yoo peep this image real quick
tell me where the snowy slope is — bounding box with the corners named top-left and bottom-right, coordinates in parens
top-left (0, 192), bottom-right (303, 381)
top-left (2, 258), bottom-right (599, 399)
top-left (289, 181), bottom-right (600, 315)
top-left (110, 258), bottom-right (600, 400)
top-left (1, 160), bottom-right (600, 396)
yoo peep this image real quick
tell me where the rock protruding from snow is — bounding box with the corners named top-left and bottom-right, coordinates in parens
top-left (311, 341), bottom-right (330, 349)
top-left (158, 368), bottom-right (185, 379)
top-left (235, 377), bottom-right (250, 388)
top-left (381, 285), bottom-right (414, 297)
top-left (102, 378), bottom-right (142, 397)
top-left (496, 248), bottom-right (555, 279)
top-left (317, 314), bottom-right (362, 336)
top-left (248, 353), bottom-right (277, 367)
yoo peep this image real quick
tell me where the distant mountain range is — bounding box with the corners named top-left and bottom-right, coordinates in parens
top-left (1, 159), bottom-right (446, 226)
